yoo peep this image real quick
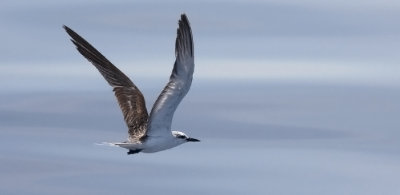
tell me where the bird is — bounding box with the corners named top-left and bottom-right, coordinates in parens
top-left (63, 14), bottom-right (199, 155)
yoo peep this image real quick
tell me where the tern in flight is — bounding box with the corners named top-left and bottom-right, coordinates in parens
top-left (64, 14), bottom-right (199, 155)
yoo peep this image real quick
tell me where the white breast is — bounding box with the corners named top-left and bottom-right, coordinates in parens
top-left (141, 136), bottom-right (185, 153)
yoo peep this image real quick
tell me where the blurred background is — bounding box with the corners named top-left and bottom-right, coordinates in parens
top-left (1, 0), bottom-right (400, 194)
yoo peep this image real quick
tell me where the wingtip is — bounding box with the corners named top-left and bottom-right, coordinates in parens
top-left (63, 25), bottom-right (71, 32)
top-left (179, 13), bottom-right (190, 27)
top-left (180, 13), bottom-right (188, 21)
top-left (175, 13), bottom-right (193, 58)
top-left (63, 25), bottom-right (77, 39)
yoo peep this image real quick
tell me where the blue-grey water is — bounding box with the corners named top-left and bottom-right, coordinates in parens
top-left (1, 81), bottom-right (400, 194)
top-left (1, 0), bottom-right (400, 194)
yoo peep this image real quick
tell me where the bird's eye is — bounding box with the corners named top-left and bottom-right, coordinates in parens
top-left (177, 135), bottom-right (186, 139)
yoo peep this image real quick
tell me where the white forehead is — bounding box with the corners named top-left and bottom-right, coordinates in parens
top-left (172, 131), bottom-right (187, 136)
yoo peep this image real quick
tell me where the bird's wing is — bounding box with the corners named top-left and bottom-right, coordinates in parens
top-left (63, 26), bottom-right (148, 140)
top-left (146, 14), bottom-right (194, 137)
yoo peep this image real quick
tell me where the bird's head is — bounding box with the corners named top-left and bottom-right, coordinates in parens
top-left (172, 131), bottom-right (200, 143)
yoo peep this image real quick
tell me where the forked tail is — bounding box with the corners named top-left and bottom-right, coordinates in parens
top-left (94, 142), bottom-right (120, 147)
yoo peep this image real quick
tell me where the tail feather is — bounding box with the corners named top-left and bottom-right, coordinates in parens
top-left (94, 142), bottom-right (120, 147)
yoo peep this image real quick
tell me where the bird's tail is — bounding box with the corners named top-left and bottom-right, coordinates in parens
top-left (94, 142), bottom-right (120, 147)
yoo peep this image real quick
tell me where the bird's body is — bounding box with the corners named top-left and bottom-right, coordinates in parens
top-left (115, 132), bottom-right (187, 153)
top-left (64, 14), bottom-right (199, 155)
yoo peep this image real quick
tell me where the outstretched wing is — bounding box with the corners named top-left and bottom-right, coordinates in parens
top-left (146, 14), bottom-right (194, 136)
top-left (63, 26), bottom-right (148, 140)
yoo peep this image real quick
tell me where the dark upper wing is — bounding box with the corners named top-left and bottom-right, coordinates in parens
top-left (146, 14), bottom-right (194, 136)
top-left (63, 25), bottom-right (148, 140)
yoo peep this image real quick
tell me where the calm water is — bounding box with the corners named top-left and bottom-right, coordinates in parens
top-left (1, 80), bottom-right (400, 195)
top-left (1, 0), bottom-right (400, 194)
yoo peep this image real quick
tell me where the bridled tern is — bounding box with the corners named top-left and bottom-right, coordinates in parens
top-left (63, 14), bottom-right (199, 155)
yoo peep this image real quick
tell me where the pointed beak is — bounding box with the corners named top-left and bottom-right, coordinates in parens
top-left (186, 137), bottom-right (200, 142)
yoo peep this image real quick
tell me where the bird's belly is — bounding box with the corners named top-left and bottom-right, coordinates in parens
top-left (141, 138), bottom-right (179, 153)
